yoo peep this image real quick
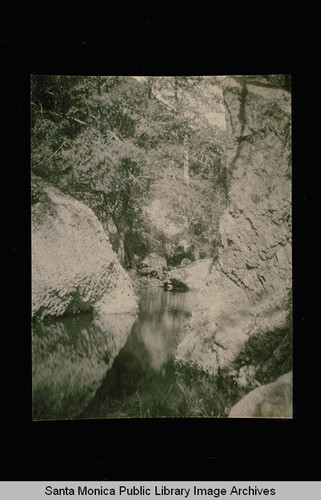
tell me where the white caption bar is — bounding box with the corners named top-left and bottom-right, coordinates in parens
top-left (0, 482), bottom-right (320, 500)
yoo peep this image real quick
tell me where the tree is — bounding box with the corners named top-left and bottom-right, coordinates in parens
top-left (32, 76), bottom-right (156, 265)
top-left (31, 75), bottom-right (227, 266)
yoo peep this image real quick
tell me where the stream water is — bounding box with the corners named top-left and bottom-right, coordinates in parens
top-left (32, 288), bottom-right (196, 420)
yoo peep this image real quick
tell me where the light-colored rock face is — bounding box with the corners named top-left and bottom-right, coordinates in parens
top-left (219, 76), bottom-right (291, 300)
top-left (168, 258), bottom-right (213, 291)
top-left (176, 77), bottom-right (292, 383)
top-left (229, 371), bottom-right (292, 418)
top-left (32, 176), bottom-right (138, 320)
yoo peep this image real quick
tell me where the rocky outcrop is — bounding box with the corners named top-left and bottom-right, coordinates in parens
top-left (32, 312), bottom-right (136, 419)
top-left (229, 371), bottom-right (292, 418)
top-left (167, 258), bottom-right (213, 291)
top-left (32, 176), bottom-right (138, 321)
top-left (138, 253), bottom-right (167, 279)
top-left (176, 76), bottom-right (292, 401)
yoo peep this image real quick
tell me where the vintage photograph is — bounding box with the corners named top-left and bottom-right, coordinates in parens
top-left (31, 75), bottom-right (292, 420)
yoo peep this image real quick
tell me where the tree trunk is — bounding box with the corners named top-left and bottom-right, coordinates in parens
top-left (113, 194), bottom-right (130, 268)
top-left (174, 77), bottom-right (178, 103)
top-left (117, 230), bottom-right (125, 266)
top-left (112, 215), bottom-right (127, 267)
top-left (124, 235), bottom-right (134, 268)
top-left (147, 76), bottom-right (154, 99)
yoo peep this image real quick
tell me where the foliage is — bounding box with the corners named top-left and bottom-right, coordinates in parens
top-left (233, 323), bottom-right (293, 386)
top-left (31, 75), bottom-right (227, 266)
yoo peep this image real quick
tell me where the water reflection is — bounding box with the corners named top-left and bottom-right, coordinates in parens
top-left (32, 312), bottom-right (136, 420)
top-left (33, 289), bottom-right (195, 420)
top-left (79, 289), bottom-right (196, 419)
top-left (136, 289), bottom-right (195, 372)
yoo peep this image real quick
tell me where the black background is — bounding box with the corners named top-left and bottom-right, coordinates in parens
top-left (1, 2), bottom-right (318, 481)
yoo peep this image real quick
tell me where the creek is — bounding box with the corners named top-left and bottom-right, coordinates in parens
top-left (32, 288), bottom-right (196, 420)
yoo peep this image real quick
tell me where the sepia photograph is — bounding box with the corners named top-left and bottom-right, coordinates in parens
top-left (31, 74), bottom-right (292, 421)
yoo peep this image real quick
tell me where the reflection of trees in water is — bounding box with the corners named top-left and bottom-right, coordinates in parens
top-left (139, 288), bottom-right (195, 316)
top-left (32, 290), bottom-right (194, 420)
top-left (128, 289), bottom-right (195, 373)
top-left (137, 310), bottom-right (185, 371)
top-left (32, 312), bottom-right (135, 420)
top-left (79, 329), bottom-right (178, 419)
top-left (83, 331), bottom-right (153, 402)
top-left (79, 291), bottom-right (194, 418)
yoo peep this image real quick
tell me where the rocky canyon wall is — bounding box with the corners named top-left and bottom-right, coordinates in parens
top-left (175, 76), bottom-right (292, 414)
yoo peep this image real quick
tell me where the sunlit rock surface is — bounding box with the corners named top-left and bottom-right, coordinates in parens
top-left (32, 312), bottom-right (136, 419)
top-left (229, 371), bottom-right (292, 418)
top-left (176, 77), bottom-right (292, 395)
top-left (32, 175), bottom-right (138, 320)
top-left (167, 258), bottom-right (213, 291)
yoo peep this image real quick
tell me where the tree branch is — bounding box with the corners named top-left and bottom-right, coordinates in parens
top-left (35, 140), bottom-right (67, 167)
top-left (47, 109), bottom-right (88, 126)
top-left (105, 130), bottom-right (122, 143)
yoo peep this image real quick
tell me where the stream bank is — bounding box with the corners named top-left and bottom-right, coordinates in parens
top-left (32, 256), bottom-right (216, 420)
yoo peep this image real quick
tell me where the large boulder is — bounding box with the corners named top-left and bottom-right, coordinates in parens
top-left (32, 176), bottom-right (138, 321)
top-left (229, 372), bottom-right (292, 418)
top-left (176, 76), bottom-right (292, 392)
top-left (167, 258), bottom-right (213, 291)
top-left (138, 253), bottom-right (167, 279)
